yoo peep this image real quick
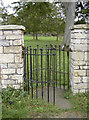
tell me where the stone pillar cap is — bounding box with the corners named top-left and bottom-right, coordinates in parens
top-left (0, 25), bottom-right (25, 30)
top-left (70, 24), bottom-right (89, 30)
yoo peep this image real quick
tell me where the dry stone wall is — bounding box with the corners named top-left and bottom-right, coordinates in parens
top-left (0, 25), bottom-right (25, 89)
top-left (70, 24), bottom-right (89, 94)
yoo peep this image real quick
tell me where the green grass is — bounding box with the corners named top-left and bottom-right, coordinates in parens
top-left (64, 90), bottom-right (89, 113)
top-left (2, 87), bottom-right (88, 118)
top-left (24, 35), bottom-right (63, 48)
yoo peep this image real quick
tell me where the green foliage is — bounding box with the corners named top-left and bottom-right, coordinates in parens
top-left (2, 87), bottom-right (88, 118)
top-left (2, 86), bottom-right (61, 118)
top-left (75, 1), bottom-right (89, 24)
top-left (2, 2), bottom-right (65, 40)
top-left (64, 90), bottom-right (89, 113)
top-left (2, 86), bottom-right (28, 105)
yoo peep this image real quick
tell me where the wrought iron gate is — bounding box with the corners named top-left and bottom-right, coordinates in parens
top-left (24, 44), bottom-right (70, 105)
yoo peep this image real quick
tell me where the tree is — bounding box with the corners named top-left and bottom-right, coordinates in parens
top-left (62, 2), bottom-right (76, 47)
top-left (75, 1), bottom-right (89, 24)
top-left (11, 2), bottom-right (54, 40)
top-left (0, 0), bottom-right (4, 24)
top-left (2, 1), bottom-right (88, 47)
top-left (41, 2), bottom-right (65, 40)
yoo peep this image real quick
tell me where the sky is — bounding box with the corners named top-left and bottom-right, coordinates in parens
top-left (2, 0), bottom-right (82, 7)
top-left (3, 0), bottom-right (20, 7)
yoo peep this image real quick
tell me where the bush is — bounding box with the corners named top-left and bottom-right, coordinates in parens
top-left (2, 86), bottom-right (28, 105)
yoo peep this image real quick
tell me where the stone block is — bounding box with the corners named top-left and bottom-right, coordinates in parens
top-left (17, 68), bottom-right (23, 74)
top-left (4, 31), bottom-right (12, 35)
top-left (0, 36), bottom-right (5, 40)
top-left (85, 89), bottom-right (89, 92)
top-left (80, 66), bottom-right (83, 69)
top-left (0, 54), bottom-right (14, 63)
top-left (71, 38), bottom-right (88, 44)
top-left (82, 77), bottom-right (88, 82)
top-left (74, 83), bottom-right (87, 89)
top-left (71, 32), bottom-right (87, 39)
top-left (13, 85), bottom-right (21, 89)
top-left (9, 75), bottom-right (23, 84)
top-left (87, 30), bottom-right (89, 34)
top-left (15, 54), bottom-right (22, 63)
top-left (72, 89), bottom-right (79, 94)
top-left (87, 34), bottom-right (89, 39)
top-left (86, 62), bottom-right (89, 65)
top-left (4, 46), bottom-right (22, 53)
top-left (9, 40), bottom-right (13, 46)
top-left (1, 69), bottom-right (15, 74)
top-left (0, 25), bottom-right (25, 30)
top-left (74, 70), bottom-right (86, 77)
top-left (0, 46), bottom-right (3, 53)
top-left (0, 31), bottom-right (3, 35)
top-left (83, 66), bottom-right (89, 70)
top-left (6, 35), bottom-right (21, 40)
top-left (74, 44), bottom-right (88, 51)
top-left (87, 70), bottom-right (89, 76)
top-left (73, 77), bottom-right (81, 83)
top-left (0, 64), bottom-right (7, 68)
top-left (85, 52), bottom-right (89, 61)
top-left (9, 75), bottom-right (23, 80)
top-left (8, 63), bottom-right (23, 68)
top-left (71, 29), bottom-right (85, 33)
top-left (0, 40), bottom-right (9, 46)
top-left (13, 40), bottom-right (21, 45)
top-left (13, 30), bottom-right (21, 35)
top-left (73, 52), bottom-right (84, 61)
top-left (2, 80), bottom-right (16, 85)
top-left (72, 60), bottom-right (86, 66)
top-left (1, 75), bottom-right (8, 79)
top-left (74, 65), bottom-right (79, 70)
top-left (18, 77), bottom-right (23, 84)
top-left (79, 89), bottom-right (86, 93)
top-left (2, 84), bottom-right (7, 89)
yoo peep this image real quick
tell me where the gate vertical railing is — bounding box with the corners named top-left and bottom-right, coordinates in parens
top-left (41, 48), bottom-right (43, 100)
top-left (23, 45), bottom-right (70, 105)
top-left (59, 45), bottom-right (61, 89)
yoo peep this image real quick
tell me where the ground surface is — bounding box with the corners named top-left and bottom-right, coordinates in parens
top-left (38, 87), bottom-right (72, 109)
top-left (33, 87), bottom-right (87, 118)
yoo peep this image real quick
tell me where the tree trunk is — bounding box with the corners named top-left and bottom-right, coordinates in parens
top-left (56, 32), bottom-right (59, 41)
top-left (63, 2), bottom-right (76, 47)
top-left (36, 32), bottom-right (38, 40)
top-left (33, 32), bottom-right (35, 40)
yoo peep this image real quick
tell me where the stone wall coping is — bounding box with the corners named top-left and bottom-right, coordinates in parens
top-left (0, 25), bottom-right (25, 30)
top-left (70, 24), bottom-right (89, 30)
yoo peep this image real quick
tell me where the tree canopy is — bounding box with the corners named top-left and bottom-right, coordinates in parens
top-left (1, 1), bottom-right (89, 46)
top-left (2, 2), bottom-right (65, 40)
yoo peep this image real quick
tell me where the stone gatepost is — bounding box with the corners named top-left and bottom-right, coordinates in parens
top-left (70, 24), bottom-right (89, 94)
top-left (0, 25), bottom-right (25, 89)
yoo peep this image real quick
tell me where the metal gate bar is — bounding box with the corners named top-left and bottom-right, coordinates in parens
top-left (23, 44), bottom-right (70, 105)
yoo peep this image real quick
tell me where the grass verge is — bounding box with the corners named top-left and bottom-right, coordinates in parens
top-left (2, 87), bottom-right (88, 118)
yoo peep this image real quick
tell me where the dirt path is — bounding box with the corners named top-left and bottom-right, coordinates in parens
top-left (34, 87), bottom-right (87, 118)
top-left (38, 87), bottom-right (72, 109)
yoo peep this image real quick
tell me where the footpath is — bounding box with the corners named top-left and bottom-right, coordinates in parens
top-left (38, 87), bottom-right (86, 118)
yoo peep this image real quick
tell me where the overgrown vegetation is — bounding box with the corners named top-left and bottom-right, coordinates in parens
top-left (64, 90), bottom-right (89, 114)
top-left (2, 87), bottom-right (88, 118)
